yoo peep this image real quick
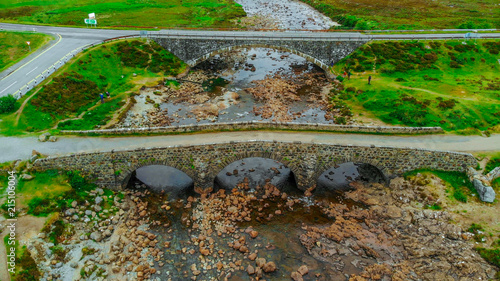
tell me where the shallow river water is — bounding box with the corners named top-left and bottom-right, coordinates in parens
top-left (235, 0), bottom-right (338, 30)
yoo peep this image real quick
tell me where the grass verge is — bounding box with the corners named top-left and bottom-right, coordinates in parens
top-left (0, 30), bottom-right (53, 73)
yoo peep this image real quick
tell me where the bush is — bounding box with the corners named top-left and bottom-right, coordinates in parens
top-left (0, 94), bottom-right (17, 114)
top-left (476, 248), bottom-right (500, 267)
top-left (336, 75), bottom-right (344, 82)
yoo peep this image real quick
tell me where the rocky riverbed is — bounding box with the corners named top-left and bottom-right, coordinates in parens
top-left (115, 47), bottom-right (346, 129)
top-left (22, 172), bottom-right (499, 281)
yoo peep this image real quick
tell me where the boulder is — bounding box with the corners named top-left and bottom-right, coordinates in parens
top-left (29, 154), bottom-right (39, 163)
top-left (21, 174), bottom-right (34, 181)
top-left (95, 196), bottom-right (103, 205)
top-left (48, 136), bottom-right (57, 142)
top-left (262, 261), bottom-right (277, 273)
top-left (38, 133), bottom-right (51, 142)
top-left (473, 179), bottom-right (496, 203)
top-left (297, 265), bottom-right (309, 276)
top-left (291, 272), bottom-right (304, 281)
top-left (247, 265), bottom-right (255, 275)
top-left (90, 231), bottom-right (102, 242)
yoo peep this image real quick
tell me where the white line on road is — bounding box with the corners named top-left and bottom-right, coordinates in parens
top-left (0, 81), bottom-right (17, 94)
top-left (0, 33), bottom-right (62, 82)
top-left (25, 66), bottom-right (38, 76)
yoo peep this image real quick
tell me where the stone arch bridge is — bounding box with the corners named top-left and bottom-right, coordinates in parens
top-left (33, 141), bottom-right (476, 192)
top-left (149, 31), bottom-right (369, 77)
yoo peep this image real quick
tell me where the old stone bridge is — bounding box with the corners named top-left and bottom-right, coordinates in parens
top-left (33, 141), bottom-right (476, 192)
top-left (149, 30), bottom-right (368, 76)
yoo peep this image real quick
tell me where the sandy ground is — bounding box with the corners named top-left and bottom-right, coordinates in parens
top-left (0, 215), bottom-right (47, 281)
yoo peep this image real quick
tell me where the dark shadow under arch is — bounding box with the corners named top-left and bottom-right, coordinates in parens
top-left (316, 162), bottom-right (386, 193)
top-left (213, 157), bottom-right (300, 193)
top-left (190, 43), bottom-right (330, 76)
top-left (123, 164), bottom-right (195, 198)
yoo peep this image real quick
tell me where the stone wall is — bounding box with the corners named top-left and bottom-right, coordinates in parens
top-left (33, 141), bottom-right (476, 193)
top-left (60, 122), bottom-right (444, 135)
top-left (152, 36), bottom-right (367, 74)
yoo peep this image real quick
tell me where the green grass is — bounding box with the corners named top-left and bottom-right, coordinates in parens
top-left (0, 38), bottom-right (186, 135)
top-left (0, 0), bottom-right (245, 29)
top-left (0, 30), bottom-right (53, 73)
top-left (484, 152), bottom-right (500, 175)
top-left (299, 0), bottom-right (499, 30)
top-left (16, 170), bottom-right (72, 209)
top-left (334, 40), bottom-right (500, 132)
top-left (404, 169), bottom-right (477, 203)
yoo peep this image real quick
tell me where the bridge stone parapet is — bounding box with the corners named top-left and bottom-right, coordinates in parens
top-left (151, 33), bottom-right (368, 76)
top-left (33, 141), bottom-right (477, 194)
top-left (59, 122), bottom-right (444, 135)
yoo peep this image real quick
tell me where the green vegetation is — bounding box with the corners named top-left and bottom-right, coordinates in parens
top-left (334, 40), bottom-right (500, 132)
top-left (0, 95), bottom-right (18, 114)
top-left (299, 0), bottom-right (499, 30)
top-left (3, 234), bottom-right (40, 281)
top-left (468, 223), bottom-right (486, 242)
top-left (404, 169), bottom-right (477, 203)
top-left (0, 0), bottom-right (245, 28)
top-left (0, 30), bottom-right (52, 73)
top-left (0, 38), bottom-right (186, 135)
top-left (17, 170), bottom-right (72, 210)
top-left (484, 153), bottom-right (500, 175)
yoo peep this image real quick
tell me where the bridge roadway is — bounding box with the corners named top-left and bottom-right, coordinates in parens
top-left (1, 23), bottom-right (499, 98)
top-left (1, 131), bottom-right (499, 164)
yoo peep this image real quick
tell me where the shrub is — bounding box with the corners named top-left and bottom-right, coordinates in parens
top-left (0, 94), bottom-right (17, 114)
top-left (476, 248), bottom-right (500, 268)
top-left (437, 99), bottom-right (458, 109)
top-left (336, 75), bottom-right (344, 82)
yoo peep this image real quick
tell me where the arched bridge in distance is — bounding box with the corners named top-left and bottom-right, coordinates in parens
top-left (148, 30), bottom-right (369, 78)
top-left (33, 141), bottom-right (476, 192)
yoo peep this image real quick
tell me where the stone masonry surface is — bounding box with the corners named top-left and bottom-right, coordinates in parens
top-left (33, 141), bottom-right (476, 193)
top-left (60, 122), bottom-right (444, 135)
top-left (152, 36), bottom-right (367, 74)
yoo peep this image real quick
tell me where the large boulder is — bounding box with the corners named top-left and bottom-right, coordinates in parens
top-left (38, 132), bottom-right (51, 142)
top-left (473, 179), bottom-right (496, 203)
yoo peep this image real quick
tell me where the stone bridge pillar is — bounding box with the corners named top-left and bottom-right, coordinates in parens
top-left (290, 153), bottom-right (319, 191)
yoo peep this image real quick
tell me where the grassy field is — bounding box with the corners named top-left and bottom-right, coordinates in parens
top-left (0, 30), bottom-right (53, 72)
top-left (0, 0), bottom-right (245, 28)
top-left (0, 38), bottom-right (186, 135)
top-left (332, 39), bottom-right (500, 133)
top-left (300, 0), bottom-right (500, 30)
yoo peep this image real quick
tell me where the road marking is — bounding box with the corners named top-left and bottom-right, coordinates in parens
top-left (0, 33), bottom-right (62, 82)
top-left (0, 81), bottom-right (17, 94)
top-left (25, 67), bottom-right (38, 76)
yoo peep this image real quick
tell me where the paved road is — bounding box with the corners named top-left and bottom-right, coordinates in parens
top-left (150, 29), bottom-right (500, 40)
top-left (1, 131), bottom-right (499, 163)
top-left (1, 23), bottom-right (499, 98)
top-left (0, 23), bottom-right (138, 98)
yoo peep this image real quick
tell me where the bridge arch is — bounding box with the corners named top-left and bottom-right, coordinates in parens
top-left (190, 43), bottom-right (331, 76)
top-left (213, 156), bottom-right (299, 191)
top-left (316, 155), bottom-right (389, 180)
top-left (119, 159), bottom-right (197, 189)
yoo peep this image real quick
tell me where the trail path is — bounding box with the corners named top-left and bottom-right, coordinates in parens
top-left (1, 131), bottom-right (499, 163)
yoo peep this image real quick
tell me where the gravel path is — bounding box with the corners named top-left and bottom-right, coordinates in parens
top-left (1, 131), bottom-right (499, 163)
